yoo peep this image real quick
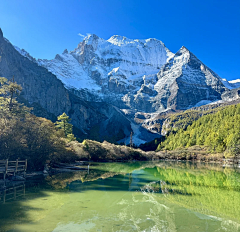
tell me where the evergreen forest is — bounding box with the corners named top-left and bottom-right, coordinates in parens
top-left (157, 103), bottom-right (240, 155)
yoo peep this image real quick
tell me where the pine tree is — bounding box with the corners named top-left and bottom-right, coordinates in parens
top-left (55, 113), bottom-right (75, 141)
top-left (55, 113), bottom-right (72, 136)
top-left (130, 131), bottom-right (133, 148)
top-left (0, 77), bottom-right (29, 117)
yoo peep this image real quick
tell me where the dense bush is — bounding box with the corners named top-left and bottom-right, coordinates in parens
top-left (0, 112), bottom-right (78, 170)
top-left (0, 77), bottom-right (77, 170)
top-left (68, 140), bottom-right (157, 162)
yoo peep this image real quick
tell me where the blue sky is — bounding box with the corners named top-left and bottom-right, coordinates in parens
top-left (0, 0), bottom-right (239, 80)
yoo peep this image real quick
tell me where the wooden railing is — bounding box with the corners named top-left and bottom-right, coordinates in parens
top-left (0, 184), bottom-right (25, 203)
top-left (0, 159), bottom-right (27, 181)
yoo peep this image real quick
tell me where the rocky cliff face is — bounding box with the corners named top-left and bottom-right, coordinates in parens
top-left (0, 30), bottom-right (70, 117)
top-left (152, 46), bottom-right (227, 111)
top-left (0, 29), bottom-right (135, 141)
top-left (221, 87), bottom-right (240, 101)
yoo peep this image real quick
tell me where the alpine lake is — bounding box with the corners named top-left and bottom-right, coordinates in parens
top-left (0, 161), bottom-right (240, 232)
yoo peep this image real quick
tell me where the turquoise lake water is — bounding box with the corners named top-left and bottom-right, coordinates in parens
top-left (0, 161), bottom-right (239, 231)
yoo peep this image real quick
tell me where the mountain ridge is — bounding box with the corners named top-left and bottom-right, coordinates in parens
top-left (1, 29), bottom-right (156, 144)
top-left (2, 28), bottom-right (240, 145)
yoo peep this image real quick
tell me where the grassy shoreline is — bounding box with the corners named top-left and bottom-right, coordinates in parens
top-left (65, 140), bottom-right (236, 164)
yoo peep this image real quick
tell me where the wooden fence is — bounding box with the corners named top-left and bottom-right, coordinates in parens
top-left (0, 183), bottom-right (25, 203)
top-left (0, 159), bottom-right (27, 181)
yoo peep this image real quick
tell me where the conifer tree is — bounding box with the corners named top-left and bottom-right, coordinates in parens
top-left (0, 77), bottom-right (29, 117)
top-left (55, 113), bottom-right (76, 141)
top-left (130, 131), bottom-right (133, 148)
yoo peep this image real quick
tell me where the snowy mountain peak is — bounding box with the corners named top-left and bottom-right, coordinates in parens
top-left (180, 45), bottom-right (188, 50)
top-left (174, 46), bottom-right (208, 69)
top-left (0, 28), bottom-right (3, 38)
top-left (107, 35), bottom-right (169, 49)
top-left (144, 38), bottom-right (164, 46)
top-left (35, 33), bottom-right (177, 116)
top-left (82, 34), bottom-right (102, 45)
top-left (63, 49), bottom-right (68, 54)
top-left (229, 79), bottom-right (240, 84)
top-left (176, 46), bottom-right (190, 55)
top-left (75, 34), bottom-right (103, 51)
top-left (35, 33), bottom-right (236, 116)
top-left (153, 44), bottom-right (226, 111)
top-left (107, 35), bottom-right (133, 46)
top-left (84, 33), bottom-right (100, 42)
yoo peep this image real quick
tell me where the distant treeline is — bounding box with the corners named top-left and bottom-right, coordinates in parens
top-left (157, 103), bottom-right (240, 153)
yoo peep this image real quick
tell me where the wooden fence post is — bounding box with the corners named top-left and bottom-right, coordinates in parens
top-left (4, 159), bottom-right (8, 186)
top-left (24, 159), bottom-right (27, 177)
top-left (5, 159), bottom-right (8, 174)
top-left (3, 189), bottom-right (6, 204)
top-left (14, 159), bottom-right (18, 176)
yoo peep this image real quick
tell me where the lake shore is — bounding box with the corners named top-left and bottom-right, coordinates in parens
top-left (67, 140), bottom-right (237, 164)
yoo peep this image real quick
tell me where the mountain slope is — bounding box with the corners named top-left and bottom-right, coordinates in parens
top-left (37, 34), bottom-right (174, 112)
top-left (157, 103), bottom-right (240, 152)
top-left (37, 36), bottom-right (231, 115)
top-left (39, 34), bottom-right (173, 92)
top-left (152, 46), bottom-right (226, 111)
top-left (0, 28), bottom-right (141, 142)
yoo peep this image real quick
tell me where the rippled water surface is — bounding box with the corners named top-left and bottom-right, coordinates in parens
top-left (0, 161), bottom-right (240, 232)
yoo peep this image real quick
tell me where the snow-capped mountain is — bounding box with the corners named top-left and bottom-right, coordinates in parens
top-left (39, 34), bottom-right (173, 92)
top-left (35, 34), bottom-right (240, 141)
top-left (38, 34), bottom-right (174, 109)
top-left (229, 79), bottom-right (240, 88)
top-left (37, 34), bottom-right (234, 115)
top-left (9, 29), bottom-right (240, 144)
top-left (151, 46), bottom-right (226, 111)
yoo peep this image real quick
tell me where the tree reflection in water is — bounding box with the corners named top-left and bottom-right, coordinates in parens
top-left (0, 161), bottom-right (239, 232)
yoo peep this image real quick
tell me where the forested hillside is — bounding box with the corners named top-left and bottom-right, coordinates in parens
top-left (157, 103), bottom-right (240, 153)
top-left (161, 100), bottom-right (240, 136)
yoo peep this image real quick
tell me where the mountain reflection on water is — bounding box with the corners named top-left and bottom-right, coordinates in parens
top-left (0, 161), bottom-right (240, 232)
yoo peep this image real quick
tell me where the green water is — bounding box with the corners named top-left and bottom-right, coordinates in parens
top-left (0, 161), bottom-right (240, 232)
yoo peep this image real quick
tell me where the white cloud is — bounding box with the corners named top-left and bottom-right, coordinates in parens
top-left (78, 33), bottom-right (86, 38)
